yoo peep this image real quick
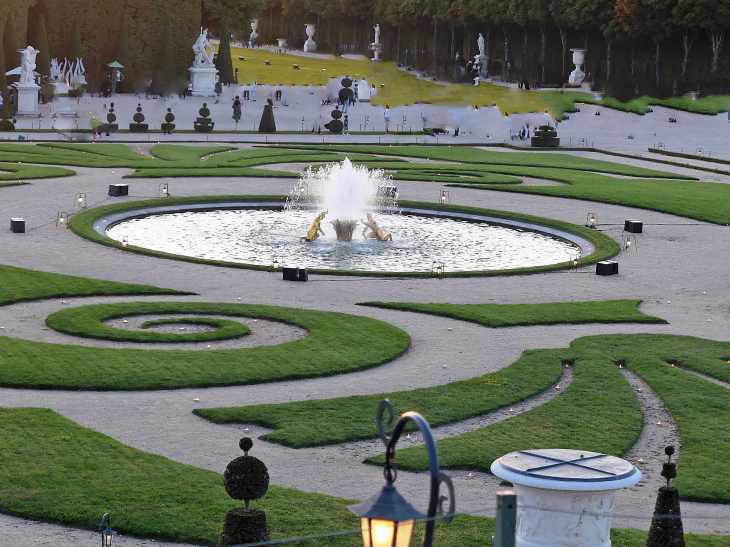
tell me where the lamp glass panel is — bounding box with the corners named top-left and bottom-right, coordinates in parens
top-left (370, 519), bottom-right (396, 547)
top-left (104, 530), bottom-right (114, 547)
top-left (360, 518), bottom-right (372, 547)
top-left (395, 520), bottom-right (415, 547)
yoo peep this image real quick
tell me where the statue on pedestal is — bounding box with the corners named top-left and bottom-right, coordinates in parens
top-left (18, 46), bottom-right (40, 85)
top-left (373, 24), bottom-right (381, 45)
top-left (477, 33), bottom-right (485, 57)
top-left (193, 30), bottom-right (215, 68)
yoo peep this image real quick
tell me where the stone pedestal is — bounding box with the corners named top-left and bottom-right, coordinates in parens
top-left (492, 449), bottom-right (641, 547)
top-left (474, 54), bottom-right (488, 77)
top-left (13, 83), bottom-right (41, 116)
top-left (303, 38), bottom-right (317, 52)
top-left (371, 43), bottom-right (382, 62)
top-left (277, 38), bottom-right (288, 48)
top-left (188, 66), bottom-right (218, 97)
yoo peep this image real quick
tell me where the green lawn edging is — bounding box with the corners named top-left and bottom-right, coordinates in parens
top-left (70, 195), bottom-right (618, 278)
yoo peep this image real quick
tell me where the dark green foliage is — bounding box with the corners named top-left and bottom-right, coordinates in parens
top-left (646, 488), bottom-right (685, 547)
top-left (2, 16), bottom-right (18, 70)
top-left (114, 18), bottom-right (131, 90)
top-left (162, 108), bottom-right (176, 134)
top-left (215, 21), bottom-right (234, 84)
top-left (220, 438), bottom-right (269, 546)
top-left (153, 19), bottom-right (177, 95)
top-left (33, 16), bottom-right (51, 76)
top-left (69, 19), bottom-right (83, 60)
top-left (132, 104), bottom-right (145, 123)
top-left (0, 33), bottom-right (13, 121)
top-left (0, 119), bottom-right (16, 131)
top-left (258, 104), bottom-right (276, 132)
top-left (218, 508), bottom-right (269, 547)
top-left (165, 108), bottom-right (175, 123)
top-left (129, 104), bottom-right (148, 132)
top-left (223, 442), bottom-right (269, 502)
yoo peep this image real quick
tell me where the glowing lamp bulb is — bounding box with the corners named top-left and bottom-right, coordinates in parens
top-left (555, 384), bottom-right (561, 389)
top-left (509, 407), bottom-right (514, 413)
top-left (78, 197), bottom-right (84, 203)
top-left (657, 420), bottom-right (663, 425)
top-left (638, 457), bottom-right (645, 463)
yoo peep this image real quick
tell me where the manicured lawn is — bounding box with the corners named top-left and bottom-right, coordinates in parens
top-left (366, 334), bottom-right (730, 503)
top-left (0, 263), bottom-right (187, 306)
top-left (46, 303), bottom-right (252, 343)
top-left (0, 408), bottom-right (724, 547)
top-left (193, 300), bottom-right (662, 447)
top-left (0, 162), bottom-right (76, 187)
top-left (289, 145), bottom-right (729, 224)
top-left (0, 302), bottom-right (409, 390)
top-left (359, 300), bottom-right (665, 328)
top-left (70, 195), bottom-right (619, 277)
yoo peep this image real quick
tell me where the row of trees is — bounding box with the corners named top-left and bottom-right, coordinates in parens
top-left (205, 0), bottom-right (729, 93)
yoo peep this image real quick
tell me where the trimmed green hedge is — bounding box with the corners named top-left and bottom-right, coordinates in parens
top-left (46, 303), bottom-right (252, 343)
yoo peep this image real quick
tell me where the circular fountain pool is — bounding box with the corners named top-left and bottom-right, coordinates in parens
top-left (104, 204), bottom-right (589, 274)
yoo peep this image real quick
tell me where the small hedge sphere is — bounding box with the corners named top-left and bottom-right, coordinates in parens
top-left (223, 437), bottom-right (269, 507)
top-left (133, 104), bottom-right (145, 123)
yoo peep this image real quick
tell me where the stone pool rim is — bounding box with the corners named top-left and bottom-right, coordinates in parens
top-left (72, 196), bottom-right (616, 278)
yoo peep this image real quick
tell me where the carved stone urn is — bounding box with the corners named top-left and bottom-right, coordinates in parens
top-left (569, 48), bottom-right (587, 85)
top-left (304, 24), bottom-right (317, 52)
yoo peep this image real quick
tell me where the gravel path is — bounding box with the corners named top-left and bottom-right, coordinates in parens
top-left (0, 145), bottom-right (729, 542)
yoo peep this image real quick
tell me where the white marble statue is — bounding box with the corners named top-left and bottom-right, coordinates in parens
top-left (193, 30), bottom-right (215, 67)
top-left (50, 58), bottom-right (61, 80)
top-left (250, 18), bottom-right (259, 46)
top-left (373, 24), bottom-right (381, 45)
top-left (18, 46), bottom-right (40, 85)
top-left (477, 33), bottom-right (485, 57)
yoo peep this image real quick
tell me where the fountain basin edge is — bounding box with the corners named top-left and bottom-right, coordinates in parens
top-left (71, 195), bottom-right (619, 278)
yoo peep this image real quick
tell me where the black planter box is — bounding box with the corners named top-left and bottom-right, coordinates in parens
top-left (108, 184), bottom-right (129, 197)
top-left (194, 118), bottom-right (215, 132)
top-left (161, 123), bottom-right (176, 135)
top-left (10, 218), bottom-right (25, 233)
top-left (624, 220), bottom-right (643, 233)
top-left (283, 267), bottom-right (308, 282)
top-left (129, 123), bottom-right (149, 133)
top-left (596, 261), bottom-right (619, 276)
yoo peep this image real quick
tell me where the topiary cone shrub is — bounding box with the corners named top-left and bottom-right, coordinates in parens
top-left (194, 103), bottom-right (215, 132)
top-left (530, 124), bottom-right (560, 147)
top-left (162, 108), bottom-right (176, 135)
top-left (324, 106), bottom-right (344, 134)
top-left (129, 103), bottom-right (148, 133)
top-left (104, 103), bottom-right (118, 136)
top-left (218, 437), bottom-right (270, 547)
top-left (646, 446), bottom-right (685, 547)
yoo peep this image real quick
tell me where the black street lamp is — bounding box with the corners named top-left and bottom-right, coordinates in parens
top-left (348, 400), bottom-right (455, 547)
top-left (98, 513), bottom-right (117, 547)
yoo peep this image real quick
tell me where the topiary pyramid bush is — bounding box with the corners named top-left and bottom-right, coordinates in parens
top-left (129, 103), bottom-right (148, 133)
top-left (530, 124), bottom-right (560, 147)
top-left (194, 103), bottom-right (215, 132)
top-left (646, 446), bottom-right (685, 547)
top-left (218, 437), bottom-right (270, 547)
top-left (162, 108), bottom-right (176, 135)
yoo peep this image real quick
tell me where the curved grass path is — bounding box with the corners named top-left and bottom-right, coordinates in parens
top-left (193, 299), bottom-right (664, 447)
top-left (46, 303), bottom-right (253, 343)
top-left (0, 302), bottom-right (410, 390)
top-left (0, 408), bottom-right (725, 547)
top-left (365, 334), bottom-right (730, 504)
top-left (69, 195), bottom-right (619, 278)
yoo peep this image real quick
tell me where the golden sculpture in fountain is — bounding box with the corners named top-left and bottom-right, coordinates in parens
top-left (301, 212), bottom-right (392, 242)
top-left (300, 212), bottom-right (327, 242)
top-left (362, 213), bottom-right (392, 241)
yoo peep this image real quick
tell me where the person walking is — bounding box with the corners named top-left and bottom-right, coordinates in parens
top-left (234, 68), bottom-right (239, 84)
top-left (343, 114), bottom-right (349, 135)
top-left (232, 96), bottom-right (242, 123)
top-left (251, 82), bottom-right (257, 101)
top-left (383, 104), bottom-right (391, 134)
